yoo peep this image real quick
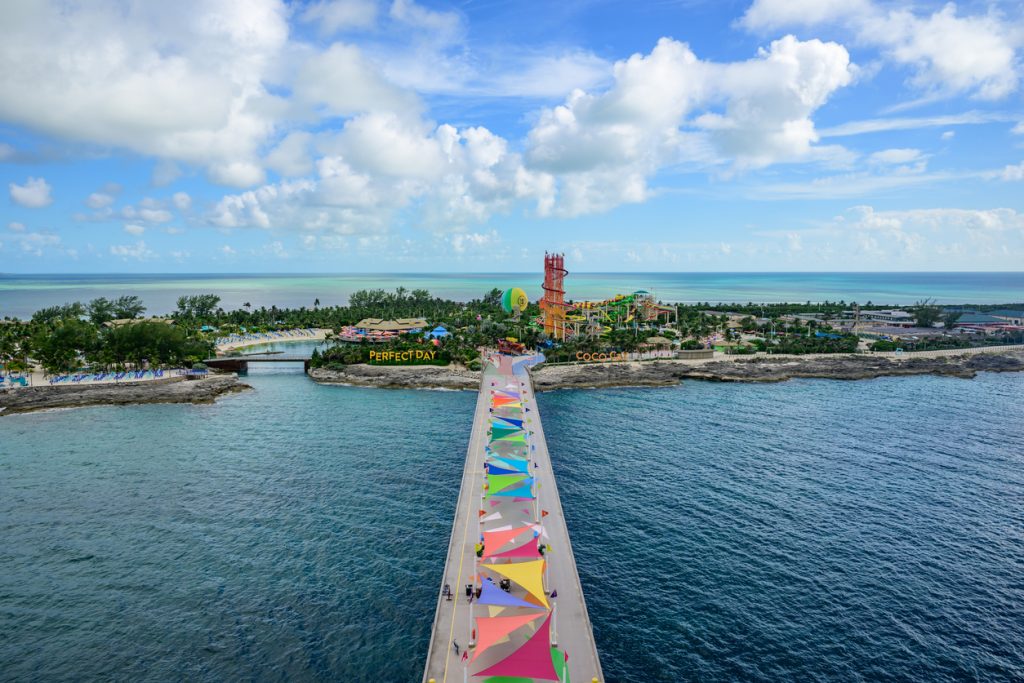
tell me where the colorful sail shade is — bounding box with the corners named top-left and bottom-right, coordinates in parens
top-left (477, 578), bottom-right (543, 609)
top-left (480, 560), bottom-right (548, 608)
top-left (474, 614), bottom-right (557, 681)
top-left (471, 612), bottom-right (544, 661)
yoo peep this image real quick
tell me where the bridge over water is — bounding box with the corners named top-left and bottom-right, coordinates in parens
top-left (422, 352), bottom-right (602, 683)
top-left (204, 354), bottom-right (312, 373)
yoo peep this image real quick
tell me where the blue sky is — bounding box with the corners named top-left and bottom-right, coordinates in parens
top-left (1, 0), bottom-right (1023, 273)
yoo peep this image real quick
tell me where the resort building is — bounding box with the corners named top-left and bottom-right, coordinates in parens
top-left (859, 309), bottom-right (915, 326)
top-left (337, 318), bottom-right (430, 342)
top-left (952, 312), bottom-right (1019, 332)
top-left (990, 309), bottom-right (1024, 326)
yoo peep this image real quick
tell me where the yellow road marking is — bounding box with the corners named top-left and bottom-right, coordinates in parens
top-left (443, 370), bottom-right (488, 683)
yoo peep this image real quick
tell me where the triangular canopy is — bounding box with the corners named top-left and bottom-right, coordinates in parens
top-left (477, 578), bottom-right (542, 609)
top-left (490, 425), bottom-right (522, 440)
top-left (489, 542), bottom-right (543, 560)
top-left (486, 464), bottom-right (522, 477)
top-left (491, 433), bottom-right (526, 444)
top-left (491, 396), bottom-right (520, 407)
top-left (487, 473), bottom-right (526, 494)
top-left (474, 614), bottom-right (557, 681)
top-left (492, 417), bottom-right (524, 430)
top-left (488, 482), bottom-right (534, 500)
top-left (471, 612), bottom-right (544, 661)
top-left (480, 560), bottom-right (548, 608)
top-left (482, 526), bottom-right (533, 558)
top-left (488, 457), bottom-right (529, 473)
top-left (493, 389), bottom-right (521, 399)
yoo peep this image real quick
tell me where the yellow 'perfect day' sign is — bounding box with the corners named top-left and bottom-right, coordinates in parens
top-left (369, 350), bottom-right (439, 363)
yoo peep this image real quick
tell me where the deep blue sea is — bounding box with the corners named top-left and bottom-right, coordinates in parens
top-left (1, 272), bottom-right (1022, 318)
top-left (2, 343), bottom-right (1023, 681)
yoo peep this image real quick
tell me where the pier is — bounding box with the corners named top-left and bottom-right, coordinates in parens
top-left (422, 352), bottom-right (603, 683)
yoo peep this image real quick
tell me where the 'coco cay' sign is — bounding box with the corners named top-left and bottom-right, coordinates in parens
top-left (369, 350), bottom-right (439, 363)
top-left (576, 351), bottom-right (630, 362)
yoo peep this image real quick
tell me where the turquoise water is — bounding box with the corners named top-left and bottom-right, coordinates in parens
top-left (2, 272), bottom-right (1022, 318)
top-left (2, 348), bottom-right (1023, 681)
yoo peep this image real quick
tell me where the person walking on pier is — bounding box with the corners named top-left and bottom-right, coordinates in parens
top-left (453, 640), bottom-right (460, 656)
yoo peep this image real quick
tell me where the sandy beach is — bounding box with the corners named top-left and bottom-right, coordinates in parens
top-left (216, 328), bottom-right (331, 354)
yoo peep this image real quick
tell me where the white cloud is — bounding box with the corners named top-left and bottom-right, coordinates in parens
top-left (741, 0), bottom-right (1021, 100)
top-left (164, 226), bottom-right (185, 235)
top-left (868, 148), bottom-right (924, 165)
top-left (1002, 162), bottom-right (1024, 181)
top-left (86, 192), bottom-right (115, 209)
top-left (389, 0), bottom-right (461, 40)
top-left (172, 191), bottom-right (191, 210)
top-left (124, 223), bottom-right (145, 235)
top-left (220, 244), bottom-right (237, 256)
top-left (208, 161), bottom-right (266, 188)
top-left (9, 176), bottom-right (53, 207)
top-left (152, 160), bottom-right (182, 187)
top-left (819, 111), bottom-right (1015, 137)
top-left (8, 221), bottom-right (25, 232)
top-left (525, 35), bottom-right (853, 214)
top-left (1013, 122), bottom-right (1024, 135)
top-left (696, 35), bottom-right (854, 169)
top-left (265, 132), bottom-right (314, 177)
top-left (293, 42), bottom-right (419, 117)
top-left (110, 240), bottom-right (155, 260)
top-left (846, 206), bottom-right (1024, 233)
top-left (450, 230), bottom-right (497, 254)
top-left (300, 0), bottom-right (377, 35)
top-left (0, 1), bottom-right (288, 187)
top-left (941, 130), bottom-right (955, 140)
top-left (739, 0), bottom-right (869, 31)
top-left (122, 200), bottom-right (173, 223)
top-left (257, 240), bottom-right (289, 258)
top-left (11, 231), bottom-right (62, 256)
top-left (0, 142), bottom-right (13, 160)
top-left (481, 51), bottom-right (611, 98)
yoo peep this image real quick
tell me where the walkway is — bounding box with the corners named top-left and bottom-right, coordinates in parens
top-left (422, 352), bottom-right (602, 683)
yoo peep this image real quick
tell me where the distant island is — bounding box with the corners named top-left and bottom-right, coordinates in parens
top-left (2, 282), bottom-right (1024, 415)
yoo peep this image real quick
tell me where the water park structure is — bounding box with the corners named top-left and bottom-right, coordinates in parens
top-left (538, 253), bottom-right (677, 340)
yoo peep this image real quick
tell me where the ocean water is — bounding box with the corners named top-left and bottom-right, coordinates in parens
top-left (1, 272), bottom-right (1022, 318)
top-left (2, 349), bottom-right (1023, 681)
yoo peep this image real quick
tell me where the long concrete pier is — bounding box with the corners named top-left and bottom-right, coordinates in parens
top-left (422, 353), bottom-right (603, 683)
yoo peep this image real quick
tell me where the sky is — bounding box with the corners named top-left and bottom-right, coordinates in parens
top-left (1, 0), bottom-right (1023, 273)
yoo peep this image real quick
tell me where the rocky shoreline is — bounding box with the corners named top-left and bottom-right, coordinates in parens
top-left (307, 364), bottom-right (481, 390)
top-left (308, 351), bottom-right (1024, 392)
top-left (531, 351), bottom-right (1024, 390)
top-left (0, 374), bottom-right (251, 416)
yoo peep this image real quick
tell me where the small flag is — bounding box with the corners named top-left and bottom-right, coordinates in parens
top-left (551, 589), bottom-right (558, 598)
top-left (461, 651), bottom-right (468, 662)
top-left (478, 510), bottom-right (485, 517)
top-left (541, 510), bottom-right (549, 517)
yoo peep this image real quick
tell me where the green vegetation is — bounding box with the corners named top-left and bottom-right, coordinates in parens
top-left (912, 298), bottom-right (942, 328)
top-left (2, 297), bottom-right (213, 375)
top-left (6, 288), bottom-right (1023, 378)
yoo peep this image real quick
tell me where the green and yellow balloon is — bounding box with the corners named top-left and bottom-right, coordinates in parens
top-left (501, 287), bottom-right (529, 315)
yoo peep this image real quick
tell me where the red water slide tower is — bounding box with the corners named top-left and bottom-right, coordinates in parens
top-left (541, 252), bottom-right (568, 340)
